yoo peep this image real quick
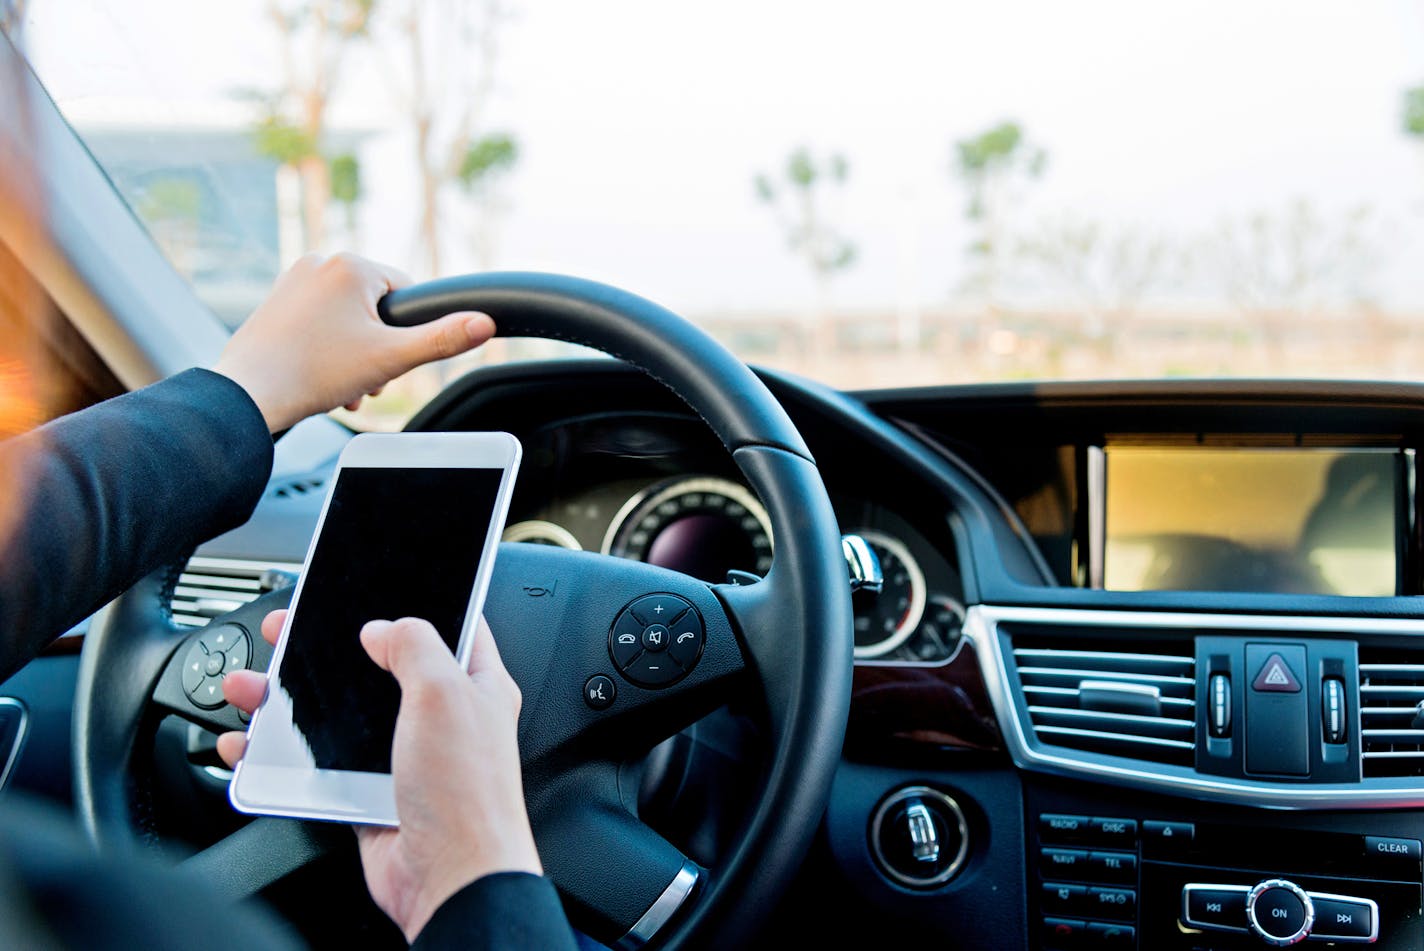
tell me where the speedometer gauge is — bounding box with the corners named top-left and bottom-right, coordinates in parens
top-left (603, 476), bottom-right (774, 583)
top-left (852, 529), bottom-right (926, 659)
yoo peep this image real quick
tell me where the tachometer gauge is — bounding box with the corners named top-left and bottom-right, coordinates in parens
top-left (603, 476), bottom-right (774, 583)
top-left (908, 594), bottom-right (966, 662)
top-left (852, 529), bottom-right (926, 659)
top-left (503, 520), bottom-right (582, 550)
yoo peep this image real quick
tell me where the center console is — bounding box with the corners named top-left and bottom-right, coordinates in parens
top-left (1028, 784), bottom-right (1423, 949)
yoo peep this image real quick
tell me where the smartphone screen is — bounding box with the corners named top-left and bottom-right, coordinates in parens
top-left (244, 465), bottom-right (504, 775)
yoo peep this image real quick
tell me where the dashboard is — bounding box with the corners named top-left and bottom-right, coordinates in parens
top-left (32, 364), bottom-right (1424, 950)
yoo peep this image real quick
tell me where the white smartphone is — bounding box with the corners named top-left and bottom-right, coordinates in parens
top-left (229, 431), bottom-right (521, 826)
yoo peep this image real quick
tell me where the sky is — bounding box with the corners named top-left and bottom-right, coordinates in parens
top-left (20, 0), bottom-right (1424, 318)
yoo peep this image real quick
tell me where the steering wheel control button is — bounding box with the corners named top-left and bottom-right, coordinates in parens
top-left (666, 612), bottom-right (705, 669)
top-left (624, 651), bottom-right (682, 687)
top-left (1246, 879), bottom-right (1313, 946)
top-left (1310, 895), bottom-right (1377, 941)
top-left (584, 675), bottom-right (616, 710)
top-left (611, 595), bottom-right (704, 687)
top-left (641, 623), bottom-right (670, 652)
top-left (869, 786), bottom-right (969, 889)
top-left (181, 643), bottom-right (206, 694)
top-left (1183, 884), bottom-right (1250, 931)
top-left (222, 632), bottom-right (251, 673)
top-left (629, 594), bottom-right (690, 628)
top-left (610, 613), bottom-right (645, 667)
top-left (185, 624), bottom-right (251, 709)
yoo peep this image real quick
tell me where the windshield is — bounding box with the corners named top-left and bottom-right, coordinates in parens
top-left (14, 1), bottom-right (1424, 429)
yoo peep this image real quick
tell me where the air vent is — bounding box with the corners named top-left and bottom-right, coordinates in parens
top-left (1360, 650), bottom-right (1424, 778)
top-left (271, 476), bottom-right (325, 500)
top-left (1010, 642), bottom-right (1196, 767)
top-left (171, 556), bottom-right (300, 628)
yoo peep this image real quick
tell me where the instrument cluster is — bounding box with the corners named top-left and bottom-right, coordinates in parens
top-left (503, 473), bottom-right (965, 664)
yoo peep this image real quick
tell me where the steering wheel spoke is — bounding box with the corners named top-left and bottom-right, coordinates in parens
top-left (528, 761), bottom-right (701, 948)
top-left (180, 815), bottom-right (348, 897)
top-left (487, 543), bottom-right (749, 767)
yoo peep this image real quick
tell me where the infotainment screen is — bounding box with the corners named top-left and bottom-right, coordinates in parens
top-left (1102, 448), bottom-right (1401, 596)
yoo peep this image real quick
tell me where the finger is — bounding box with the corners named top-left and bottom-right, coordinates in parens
top-left (466, 615), bottom-right (508, 676)
top-left (365, 259), bottom-right (412, 293)
top-left (367, 385), bottom-right (385, 398)
top-left (360, 617), bottom-right (461, 688)
top-left (223, 668), bottom-right (268, 712)
top-left (344, 397), bottom-right (363, 411)
top-left (394, 312), bottom-right (496, 368)
top-left (260, 609), bottom-right (287, 646)
top-left (216, 731), bottom-right (247, 768)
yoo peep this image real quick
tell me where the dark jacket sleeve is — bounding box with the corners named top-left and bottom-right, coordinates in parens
top-left (0, 368), bottom-right (273, 679)
top-left (412, 872), bottom-right (579, 951)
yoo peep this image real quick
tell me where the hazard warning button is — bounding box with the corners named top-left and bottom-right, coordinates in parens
top-left (1252, 653), bottom-right (1302, 693)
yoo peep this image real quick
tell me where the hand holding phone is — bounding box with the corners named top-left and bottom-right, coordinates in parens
top-left (230, 432), bottom-right (521, 826)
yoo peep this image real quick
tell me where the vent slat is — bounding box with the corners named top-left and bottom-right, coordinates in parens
top-left (169, 557), bottom-right (301, 630)
top-left (1016, 667), bottom-right (1195, 688)
top-left (1360, 654), bottom-right (1424, 778)
top-left (1035, 725), bottom-right (1195, 751)
top-left (1009, 637), bottom-right (1196, 768)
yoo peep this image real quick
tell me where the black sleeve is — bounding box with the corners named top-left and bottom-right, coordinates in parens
top-left (411, 872), bottom-right (579, 951)
top-left (0, 368), bottom-right (273, 679)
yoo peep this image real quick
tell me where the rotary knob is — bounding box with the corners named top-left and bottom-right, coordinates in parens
top-left (1246, 879), bottom-right (1314, 946)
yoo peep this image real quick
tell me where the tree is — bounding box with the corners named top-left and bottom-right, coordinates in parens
top-left (1018, 214), bottom-right (1174, 358)
top-left (1207, 199), bottom-right (1383, 360)
top-left (250, 0), bottom-right (375, 254)
top-left (456, 132), bottom-right (519, 268)
top-left (754, 147), bottom-right (858, 355)
top-left (386, 0), bottom-right (519, 277)
top-left (953, 120), bottom-right (1047, 306)
top-left (1403, 85), bottom-right (1424, 138)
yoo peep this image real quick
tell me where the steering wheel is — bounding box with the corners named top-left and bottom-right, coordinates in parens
top-left (72, 273), bottom-right (853, 948)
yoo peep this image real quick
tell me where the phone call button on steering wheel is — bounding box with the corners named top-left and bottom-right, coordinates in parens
top-left (609, 593), bottom-right (705, 687)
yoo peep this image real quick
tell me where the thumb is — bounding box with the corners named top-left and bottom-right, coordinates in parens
top-left (361, 617), bottom-right (463, 689)
top-left (394, 311), bottom-right (496, 369)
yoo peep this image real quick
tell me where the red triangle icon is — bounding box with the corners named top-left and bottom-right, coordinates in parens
top-left (1252, 653), bottom-right (1301, 693)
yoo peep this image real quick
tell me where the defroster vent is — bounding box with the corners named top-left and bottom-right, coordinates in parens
top-left (1010, 641), bottom-right (1196, 767)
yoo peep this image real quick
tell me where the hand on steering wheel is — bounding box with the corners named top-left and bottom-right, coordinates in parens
top-left (76, 272), bottom-right (853, 949)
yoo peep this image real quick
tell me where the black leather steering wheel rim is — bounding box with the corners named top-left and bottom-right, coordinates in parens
top-left (74, 272), bottom-right (854, 949)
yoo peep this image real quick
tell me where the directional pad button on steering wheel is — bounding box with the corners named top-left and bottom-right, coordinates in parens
top-left (611, 594), bottom-right (703, 687)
